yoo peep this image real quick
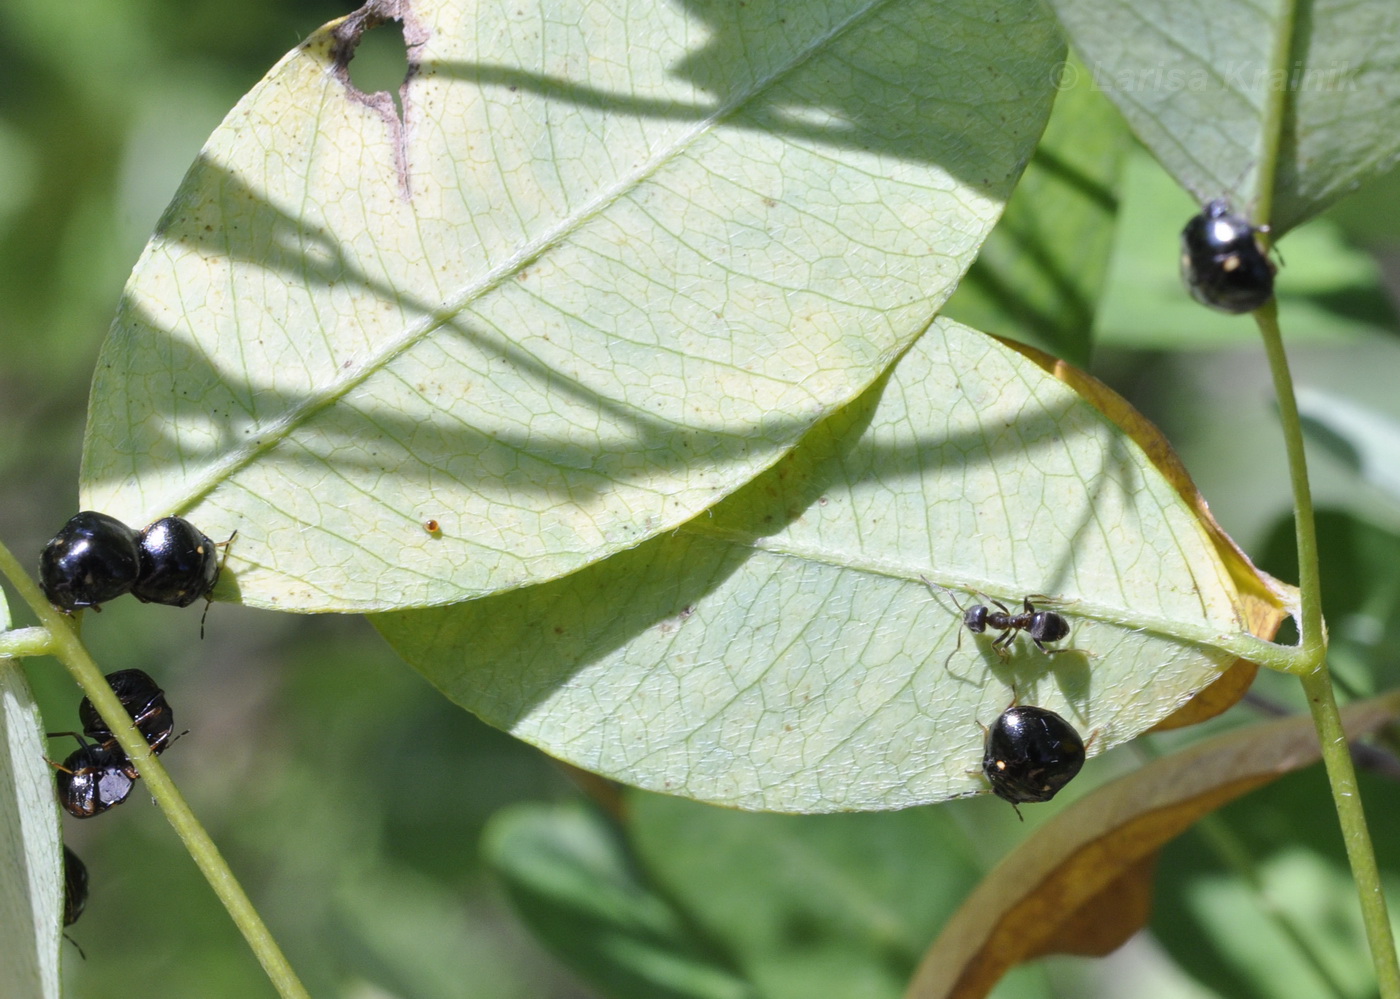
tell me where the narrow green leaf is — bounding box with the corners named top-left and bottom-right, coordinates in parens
top-left (1295, 387), bottom-right (1400, 505)
top-left (0, 601), bottom-right (63, 999)
top-left (626, 792), bottom-right (984, 999)
top-left (1045, 0), bottom-right (1400, 232)
top-left (376, 318), bottom-right (1256, 812)
top-left (80, 0), bottom-right (1061, 611)
top-left (484, 801), bottom-right (755, 999)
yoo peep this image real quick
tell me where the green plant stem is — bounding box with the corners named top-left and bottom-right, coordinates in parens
top-left (1256, 302), bottom-right (1400, 998)
top-left (1257, 303), bottom-right (1323, 660)
top-left (0, 539), bottom-right (312, 999)
top-left (1301, 667), bottom-right (1400, 998)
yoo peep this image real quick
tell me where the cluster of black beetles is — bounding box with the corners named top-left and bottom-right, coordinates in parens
top-left (49, 667), bottom-right (177, 818)
top-left (38, 511), bottom-right (221, 940)
top-left (39, 511), bottom-right (222, 612)
top-left (50, 667), bottom-right (175, 951)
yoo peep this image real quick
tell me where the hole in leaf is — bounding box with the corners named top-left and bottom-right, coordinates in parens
top-left (345, 17), bottom-right (410, 122)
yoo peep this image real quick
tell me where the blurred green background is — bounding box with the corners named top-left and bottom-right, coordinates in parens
top-left (4, 1), bottom-right (1400, 997)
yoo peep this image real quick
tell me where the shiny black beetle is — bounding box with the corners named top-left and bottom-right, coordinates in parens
top-left (37, 512), bottom-right (141, 612)
top-left (132, 516), bottom-right (222, 607)
top-left (1180, 199), bottom-right (1275, 313)
top-left (50, 735), bottom-right (136, 819)
top-left (78, 668), bottom-right (176, 776)
top-left (981, 704), bottom-right (1086, 816)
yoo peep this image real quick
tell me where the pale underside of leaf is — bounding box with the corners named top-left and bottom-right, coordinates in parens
top-left (0, 618), bottom-right (62, 999)
top-left (376, 318), bottom-right (1257, 813)
top-left (80, 0), bottom-right (1062, 611)
top-left (1046, 0), bottom-right (1400, 233)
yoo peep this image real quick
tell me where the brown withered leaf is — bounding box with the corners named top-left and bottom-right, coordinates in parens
top-left (997, 337), bottom-right (1290, 727)
top-left (1148, 661), bottom-right (1259, 733)
top-left (904, 692), bottom-right (1400, 999)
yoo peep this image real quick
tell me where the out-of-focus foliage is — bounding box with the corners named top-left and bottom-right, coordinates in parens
top-left (5, 1), bottom-right (1400, 998)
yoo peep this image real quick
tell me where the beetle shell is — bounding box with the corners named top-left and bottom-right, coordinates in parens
top-left (63, 846), bottom-right (88, 926)
top-left (54, 742), bottom-right (136, 818)
top-left (1180, 199), bottom-right (1275, 314)
top-left (982, 705), bottom-right (1086, 805)
top-left (38, 512), bottom-right (141, 611)
top-left (131, 517), bottom-right (221, 607)
top-left (78, 668), bottom-right (174, 775)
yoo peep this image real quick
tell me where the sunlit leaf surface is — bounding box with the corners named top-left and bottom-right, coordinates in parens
top-left (81, 0), bottom-right (1060, 611)
top-left (377, 319), bottom-right (1275, 811)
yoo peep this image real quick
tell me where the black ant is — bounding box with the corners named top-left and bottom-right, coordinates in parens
top-left (922, 579), bottom-right (1074, 664)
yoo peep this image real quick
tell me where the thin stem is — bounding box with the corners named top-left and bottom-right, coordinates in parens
top-left (0, 539), bottom-right (312, 999)
top-left (1255, 303), bottom-right (1400, 997)
top-left (1257, 303), bottom-right (1324, 659)
top-left (1300, 666), bottom-right (1400, 998)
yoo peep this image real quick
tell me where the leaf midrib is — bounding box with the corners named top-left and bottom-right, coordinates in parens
top-left (169, 0), bottom-right (907, 517)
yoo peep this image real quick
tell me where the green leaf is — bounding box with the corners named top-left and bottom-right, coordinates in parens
top-left (625, 791), bottom-right (985, 999)
top-left (376, 318), bottom-right (1257, 812)
top-left (1045, 0), bottom-right (1400, 232)
top-left (79, 0), bottom-right (1062, 612)
top-left (330, 859), bottom-right (564, 999)
top-left (1295, 387), bottom-right (1400, 505)
top-left (943, 55), bottom-right (1128, 366)
top-left (0, 601), bottom-right (63, 999)
top-left (484, 801), bottom-right (755, 999)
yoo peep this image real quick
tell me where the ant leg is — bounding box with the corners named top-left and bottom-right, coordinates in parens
top-left (922, 578), bottom-right (978, 673)
top-left (942, 627), bottom-right (966, 672)
top-left (921, 576), bottom-right (970, 614)
top-left (1036, 642), bottom-right (1093, 658)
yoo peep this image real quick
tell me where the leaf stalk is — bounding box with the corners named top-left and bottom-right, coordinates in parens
top-left (1255, 302), bottom-right (1400, 998)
